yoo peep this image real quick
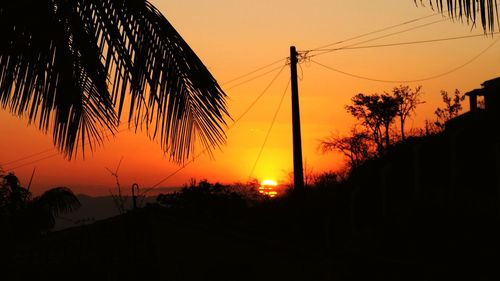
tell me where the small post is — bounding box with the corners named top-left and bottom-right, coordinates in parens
top-left (290, 46), bottom-right (305, 194)
top-left (132, 183), bottom-right (139, 210)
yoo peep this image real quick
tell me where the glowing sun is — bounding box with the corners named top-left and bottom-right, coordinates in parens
top-left (260, 179), bottom-right (278, 186)
top-left (259, 179), bottom-right (279, 197)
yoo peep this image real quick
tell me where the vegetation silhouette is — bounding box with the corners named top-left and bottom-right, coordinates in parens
top-left (322, 85), bottom-right (468, 170)
top-left (332, 78), bottom-right (500, 280)
top-left (416, 0), bottom-right (499, 33)
top-left (1, 1), bottom-right (499, 280)
top-left (156, 179), bottom-right (264, 219)
top-left (0, 0), bottom-right (229, 161)
top-left (0, 172), bottom-right (80, 234)
top-left (392, 85), bottom-right (424, 141)
top-left (434, 89), bottom-right (466, 129)
top-left (320, 127), bottom-right (375, 169)
top-left (5, 77), bottom-right (500, 280)
top-left (323, 85), bottom-right (426, 169)
top-left (314, 79), bottom-right (499, 280)
top-left (0, 172), bottom-right (80, 273)
top-left (346, 93), bottom-right (399, 155)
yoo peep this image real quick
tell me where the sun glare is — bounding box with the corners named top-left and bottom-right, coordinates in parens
top-left (259, 179), bottom-right (279, 197)
top-left (260, 179), bottom-right (278, 186)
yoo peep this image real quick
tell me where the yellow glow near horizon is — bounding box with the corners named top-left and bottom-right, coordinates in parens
top-left (260, 179), bottom-right (278, 186)
top-left (259, 179), bottom-right (279, 198)
top-left (2, 1), bottom-right (499, 196)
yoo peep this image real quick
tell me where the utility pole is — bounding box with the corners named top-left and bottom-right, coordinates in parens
top-left (290, 46), bottom-right (305, 194)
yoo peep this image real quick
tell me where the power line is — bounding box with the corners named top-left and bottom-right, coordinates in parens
top-left (216, 15), bottom-right (442, 91)
top-left (221, 58), bottom-right (286, 86)
top-left (4, 124), bottom-right (131, 172)
top-left (306, 3), bottom-right (497, 56)
top-left (1, 148), bottom-right (55, 167)
top-left (6, 153), bottom-right (61, 171)
top-left (5, 9), bottom-right (492, 187)
top-left (2, 61), bottom-right (289, 172)
top-left (196, 8), bottom-right (470, 93)
top-left (310, 35), bottom-right (500, 83)
top-left (0, 12), bottom-right (451, 171)
top-left (2, 61), bottom-right (289, 168)
top-left (248, 79), bottom-right (290, 180)
top-left (223, 64), bottom-right (286, 91)
top-left (141, 64), bottom-right (288, 195)
top-left (308, 13), bottom-right (441, 51)
top-left (2, 121), bottom-right (133, 169)
top-left (140, 153), bottom-right (203, 197)
top-left (308, 17), bottom-right (450, 58)
top-left (313, 32), bottom-right (500, 51)
top-left (230, 64), bottom-right (287, 126)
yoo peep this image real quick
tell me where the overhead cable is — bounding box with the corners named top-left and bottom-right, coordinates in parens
top-left (248, 79), bottom-right (291, 180)
top-left (313, 32), bottom-right (500, 52)
top-left (309, 13), bottom-right (440, 51)
top-left (310, 35), bottom-right (500, 83)
top-left (141, 64), bottom-right (288, 194)
top-left (308, 18), bottom-right (450, 58)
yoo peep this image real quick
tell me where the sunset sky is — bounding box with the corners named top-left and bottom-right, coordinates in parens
top-left (1, 0), bottom-right (499, 196)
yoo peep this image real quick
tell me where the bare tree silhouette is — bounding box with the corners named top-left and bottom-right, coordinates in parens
top-left (320, 127), bottom-right (375, 169)
top-left (0, 0), bottom-right (229, 162)
top-left (392, 85), bottom-right (424, 141)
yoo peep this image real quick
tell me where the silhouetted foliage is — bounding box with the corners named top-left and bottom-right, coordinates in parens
top-left (310, 79), bottom-right (500, 278)
top-left (2, 83), bottom-right (498, 281)
top-left (416, 0), bottom-right (499, 33)
top-left (313, 171), bottom-right (342, 188)
top-left (325, 86), bottom-right (427, 171)
top-left (0, 173), bottom-right (80, 234)
top-left (7, 127), bottom-right (500, 281)
top-left (346, 93), bottom-right (399, 154)
top-left (320, 127), bottom-right (376, 169)
top-left (434, 89), bottom-right (465, 130)
top-left (0, 0), bottom-right (229, 161)
top-left (392, 85), bottom-right (424, 141)
top-left (156, 180), bottom-right (263, 217)
top-left (284, 160), bottom-right (317, 189)
top-left (424, 119), bottom-right (442, 135)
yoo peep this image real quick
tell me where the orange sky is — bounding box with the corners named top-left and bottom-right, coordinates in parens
top-left (1, 1), bottom-right (499, 196)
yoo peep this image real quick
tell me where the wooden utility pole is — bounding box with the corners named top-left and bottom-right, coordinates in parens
top-left (290, 46), bottom-right (305, 193)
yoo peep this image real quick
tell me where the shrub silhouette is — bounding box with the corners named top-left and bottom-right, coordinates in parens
top-left (156, 180), bottom-right (263, 218)
top-left (0, 173), bottom-right (80, 235)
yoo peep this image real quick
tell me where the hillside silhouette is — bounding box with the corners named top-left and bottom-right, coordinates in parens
top-left (3, 78), bottom-right (500, 280)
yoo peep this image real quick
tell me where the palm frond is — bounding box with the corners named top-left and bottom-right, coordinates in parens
top-left (0, 0), bottom-right (229, 161)
top-left (85, 0), bottom-right (229, 162)
top-left (0, 1), bottom-right (118, 158)
top-left (416, 0), bottom-right (499, 32)
top-left (34, 187), bottom-right (81, 218)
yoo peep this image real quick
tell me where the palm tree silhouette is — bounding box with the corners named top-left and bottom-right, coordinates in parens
top-left (417, 0), bottom-right (498, 32)
top-left (0, 0), bottom-right (229, 162)
top-left (1, 173), bottom-right (80, 233)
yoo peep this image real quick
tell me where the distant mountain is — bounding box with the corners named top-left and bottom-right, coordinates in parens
top-left (53, 192), bottom-right (175, 230)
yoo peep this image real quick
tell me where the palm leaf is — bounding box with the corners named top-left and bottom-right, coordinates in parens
top-left (416, 0), bottom-right (499, 32)
top-left (0, 0), bottom-right (229, 161)
top-left (35, 187), bottom-right (81, 215)
top-left (32, 187), bottom-right (80, 229)
top-left (0, 1), bottom-right (118, 157)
